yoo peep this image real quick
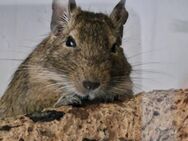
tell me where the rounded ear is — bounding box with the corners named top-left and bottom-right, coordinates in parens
top-left (69, 0), bottom-right (77, 14)
top-left (51, 0), bottom-right (77, 35)
top-left (51, 0), bottom-right (67, 34)
top-left (110, 0), bottom-right (129, 25)
top-left (110, 0), bottom-right (129, 37)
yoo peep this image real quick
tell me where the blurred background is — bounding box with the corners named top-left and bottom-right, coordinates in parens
top-left (0, 0), bottom-right (188, 96)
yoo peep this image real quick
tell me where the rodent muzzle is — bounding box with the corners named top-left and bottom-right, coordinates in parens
top-left (83, 80), bottom-right (100, 91)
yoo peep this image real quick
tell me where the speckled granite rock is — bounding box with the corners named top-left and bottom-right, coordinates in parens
top-left (0, 89), bottom-right (187, 141)
top-left (142, 89), bottom-right (188, 141)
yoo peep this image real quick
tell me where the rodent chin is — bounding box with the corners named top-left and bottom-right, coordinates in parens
top-left (88, 94), bottom-right (96, 100)
top-left (75, 91), bottom-right (97, 100)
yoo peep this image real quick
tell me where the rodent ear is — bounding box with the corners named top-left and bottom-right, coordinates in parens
top-left (51, 0), bottom-right (68, 35)
top-left (51, 0), bottom-right (77, 35)
top-left (110, 0), bottom-right (129, 37)
top-left (69, 0), bottom-right (77, 14)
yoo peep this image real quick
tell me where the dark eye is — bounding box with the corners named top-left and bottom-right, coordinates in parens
top-left (111, 43), bottom-right (118, 53)
top-left (66, 36), bottom-right (76, 48)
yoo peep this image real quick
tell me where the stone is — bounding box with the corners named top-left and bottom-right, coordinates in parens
top-left (0, 89), bottom-right (187, 141)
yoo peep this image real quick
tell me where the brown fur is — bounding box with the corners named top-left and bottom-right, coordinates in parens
top-left (0, 0), bottom-right (133, 118)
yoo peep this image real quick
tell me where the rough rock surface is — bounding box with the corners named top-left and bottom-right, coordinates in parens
top-left (0, 89), bottom-right (187, 141)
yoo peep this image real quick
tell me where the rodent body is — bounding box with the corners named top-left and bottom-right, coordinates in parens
top-left (0, 0), bottom-right (133, 118)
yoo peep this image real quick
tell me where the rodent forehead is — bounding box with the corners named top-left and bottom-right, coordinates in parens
top-left (69, 23), bottom-right (116, 50)
top-left (68, 11), bottom-right (117, 49)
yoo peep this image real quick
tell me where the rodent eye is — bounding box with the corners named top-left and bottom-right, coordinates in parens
top-left (66, 36), bottom-right (76, 48)
top-left (111, 43), bottom-right (118, 53)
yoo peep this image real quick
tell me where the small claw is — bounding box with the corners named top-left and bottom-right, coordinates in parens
top-left (72, 97), bottom-right (82, 104)
top-left (54, 95), bottom-right (82, 107)
top-left (53, 96), bottom-right (67, 108)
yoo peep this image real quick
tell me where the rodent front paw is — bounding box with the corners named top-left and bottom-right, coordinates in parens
top-left (53, 95), bottom-right (82, 108)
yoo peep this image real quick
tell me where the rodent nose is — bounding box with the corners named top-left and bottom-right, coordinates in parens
top-left (83, 81), bottom-right (100, 90)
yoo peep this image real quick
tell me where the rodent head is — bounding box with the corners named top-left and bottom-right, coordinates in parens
top-left (44, 0), bottom-right (132, 100)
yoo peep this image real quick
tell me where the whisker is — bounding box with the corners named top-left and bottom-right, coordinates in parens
top-left (127, 50), bottom-right (155, 60)
top-left (131, 76), bottom-right (155, 81)
top-left (132, 84), bottom-right (144, 92)
top-left (44, 82), bottom-right (63, 88)
top-left (1, 50), bottom-right (29, 54)
top-left (123, 37), bottom-right (140, 42)
top-left (132, 77), bottom-right (163, 85)
top-left (132, 69), bottom-right (173, 77)
top-left (58, 85), bottom-right (74, 91)
top-left (0, 58), bottom-right (24, 62)
top-left (131, 61), bottom-right (161, 67)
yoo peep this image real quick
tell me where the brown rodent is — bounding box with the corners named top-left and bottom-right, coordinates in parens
top-left (0, 0), bottom-right (133, 118)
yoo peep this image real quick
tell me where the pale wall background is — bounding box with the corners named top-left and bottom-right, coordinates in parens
top-left (0, 0), bottom-right (188, 96)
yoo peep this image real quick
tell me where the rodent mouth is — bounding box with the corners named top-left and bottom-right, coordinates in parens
top-left (74, 90), bottom-right (99, 100)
